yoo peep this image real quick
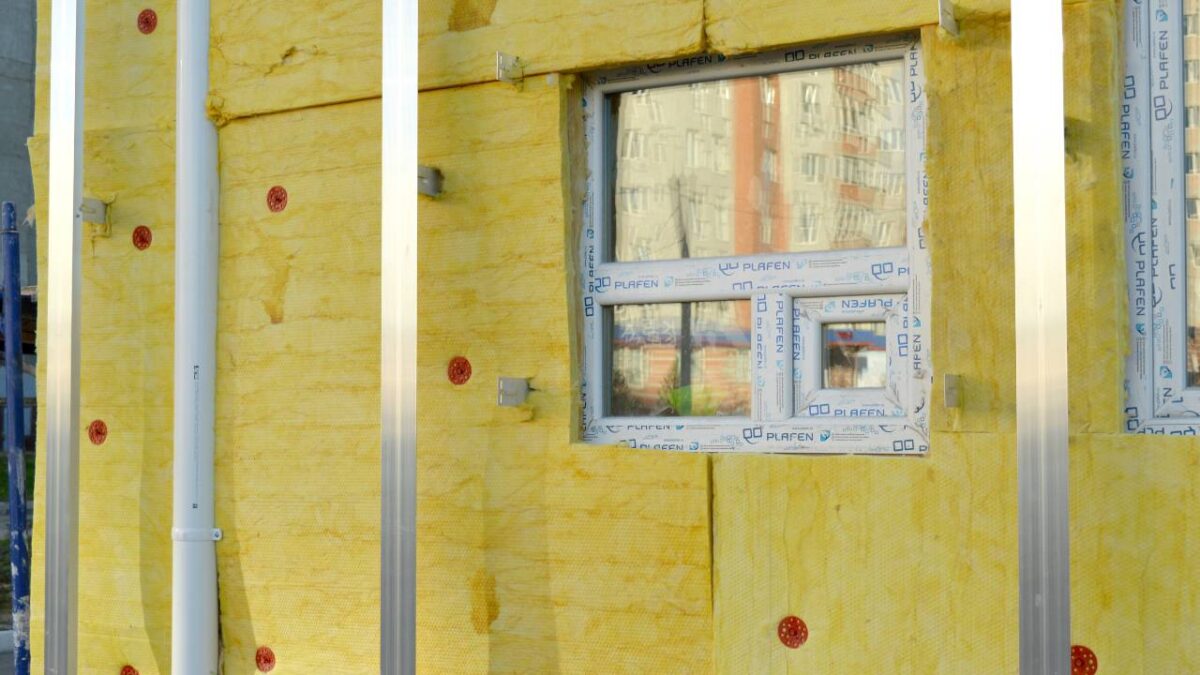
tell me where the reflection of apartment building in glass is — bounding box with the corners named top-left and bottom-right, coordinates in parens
top-left (777, 62), bottom-right (907, 253)
top-left (610, 61), bottom-right (907, 415)
top-left (1186, 0), bottom-right (1200, 384)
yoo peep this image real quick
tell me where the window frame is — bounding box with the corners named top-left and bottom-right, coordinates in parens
top-left (578, 35), bottom-right (932, 453)
top-left (1123, 0), bottom-right (1200, 433)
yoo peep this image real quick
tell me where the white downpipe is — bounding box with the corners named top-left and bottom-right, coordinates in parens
top-left (172, 0), bottom-right (220, 673)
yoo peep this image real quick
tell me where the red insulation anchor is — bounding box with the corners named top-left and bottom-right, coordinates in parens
top-left (255, 646), bottom-right (276, 672)
top-left (448, 356), bottom-right (472, 385)
top-left (777, 615), bottom-right (808, 649)
top-left (132, 225), bottom-right (153, 251)
top-left (137, 9), bottom-right (157, 34)
top-left (1071, 645), bottom-right (1098, 675)
top-left (266, 185), bottom-right (288, 213)
top-left (87, 419), bottom-right (108, 446)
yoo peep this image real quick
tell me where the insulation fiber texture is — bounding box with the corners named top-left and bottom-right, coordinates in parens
top-left (419, 0), bottom-right (704, 90)
top-left (416, 74), bottom-right (714, 673)
top-left (28, 1), bottom-right (383, 673)
top-left (712, 20), bottom-right (1020, 672)
top-left (23, 0), bottom-right (1200, 673)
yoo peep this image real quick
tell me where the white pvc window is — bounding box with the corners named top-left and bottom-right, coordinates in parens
top-left (579, 36), bottom-right (932, 453)
top-left (1123, 0), bottom-right (1200, 433)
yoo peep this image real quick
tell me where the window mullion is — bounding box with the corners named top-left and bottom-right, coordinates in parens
top-left (752, 291), bottom-right (793, 422)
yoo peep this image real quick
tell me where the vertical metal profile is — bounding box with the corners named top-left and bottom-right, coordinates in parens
top-left (381, 0), bottom-right (418, 672)
top-left (1011, 0), bottom-right (1072, 673)
top-left (45, 0), bottom-right (85, 672)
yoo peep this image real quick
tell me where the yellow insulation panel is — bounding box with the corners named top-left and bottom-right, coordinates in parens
top-left (924, 18), bottom-right (1016, 435)
top-left (418, 0), bottom-right (704, 90)
top-left (711, 2), bottom-right (1200, 673)
top-left (33, 0), bottom-right (176, 135)
top-left (213, 99), bottom-right (382, 673)
top-left (1069, 434), bottom-right (1200, 673)
top-left (1063, 0), bottom-right (1124, 434)
top-left (1065, 2), bottom-right (1200, 673)
top-left (714, 433), bottom-right (1018, 672)
top-left (24, 0), bottom-right (1200, 672)
top-left (713, 21), bottom-right (1022, 670)
top-left (27, 125), bottom-right (177, 673)
top-left (416, 75), bottom-right (714, 673)
top-left (209, 0), bottom-right (381, 122)
top-left (705, 0), bottom-right (939, 55)
top-left (704, 0), bottom-right (1101, 56)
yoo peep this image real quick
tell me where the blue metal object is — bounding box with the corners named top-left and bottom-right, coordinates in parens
top-left (1, 201), bottom-right (29, 675)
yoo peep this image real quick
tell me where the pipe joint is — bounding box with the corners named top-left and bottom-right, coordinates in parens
top-left (172, 527), bottom-right (223, 542)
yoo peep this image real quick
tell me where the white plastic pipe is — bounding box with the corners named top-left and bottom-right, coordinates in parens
top-left (172, 0), bottom-right (221, 673)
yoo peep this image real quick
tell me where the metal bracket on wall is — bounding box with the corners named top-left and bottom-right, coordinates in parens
top-left (944, 374), bottom-right (962, 408)
top-left (496, 52), bottom-right (524, 87)
top-left (78, 196), bottom-right (110, 238)
top-left (939, 0), bottom-right (959, 36)
top-left (418, 165), bottom-right (443, 197)
top-left (497, 377), bottom-right (531, 407)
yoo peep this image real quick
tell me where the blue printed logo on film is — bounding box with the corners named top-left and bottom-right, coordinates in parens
top-left (1160, 365), bottom-right (1173, 379)
top-left (584, 296), bottom-right (595, 317)
top-left (871, 262), bottom-right (895, 280)
top-left (1124, 167), bottom-right (1135, 180)
top-left (819, 430), bottom-right (832, 442)
top-left (1125, 406), bottom-right (1141, 432)
top-left (1157, 9), bottom-right (1168, 21)
top-left (1136, 322), bottom-right (1146, 336)
top-left (719, 262), bottom-right (739, 277)
top-left (808, 403), bottom-right (832, 415)
top-left (892, 439), bottom-right (917, 452)
top-left (1154, 95), bottom-right (1174, 121)
top-left (742, 427), bottom-right (763, 445)
top-left (594, 276), bottom-right (611, 293)
top-left (689, 441), bottom-right (701, 451)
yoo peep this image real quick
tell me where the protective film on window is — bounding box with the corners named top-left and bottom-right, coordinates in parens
top-left (579, 36), bottom-right (931, 454)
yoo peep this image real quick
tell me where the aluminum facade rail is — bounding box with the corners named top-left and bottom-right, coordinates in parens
top-left (1011, 0), bottom-right (1072, 672)
top-left (381, 0), bottom-right (418, 672)
top-left (45, 0), bottom-right (85, 671)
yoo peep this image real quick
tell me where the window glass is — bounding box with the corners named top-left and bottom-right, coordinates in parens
top-left (611, 301), bottom-right (751, 416)
top-left (611, 61), bottom-right (907, 262)
top-left (822, 322), bottom-right (887, 389)
top-left (1189, 0), bottom-right (1200, 386)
